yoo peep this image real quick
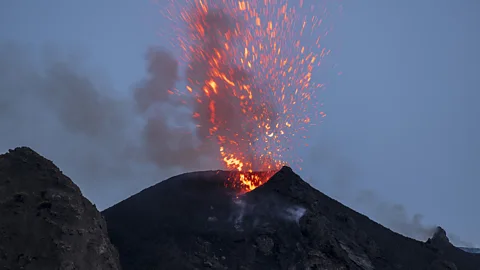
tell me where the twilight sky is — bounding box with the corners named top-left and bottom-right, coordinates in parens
top-left (0, 1), bottom-right (478, 246)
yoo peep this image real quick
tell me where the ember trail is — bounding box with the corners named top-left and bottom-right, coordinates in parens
top-left (166, 0), bottom-right (329, 192)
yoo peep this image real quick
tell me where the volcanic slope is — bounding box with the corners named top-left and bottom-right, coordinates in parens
top-left (103, 166), bottom-right (480, 270)
top-left (0, 147), bottom-right (121, 270)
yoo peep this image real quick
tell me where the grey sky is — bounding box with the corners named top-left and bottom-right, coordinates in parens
top-left (1, 1), bottom-right (478, 246)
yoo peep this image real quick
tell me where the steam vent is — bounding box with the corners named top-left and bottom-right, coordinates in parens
top-left (1, 147), bottom-right (480, 269)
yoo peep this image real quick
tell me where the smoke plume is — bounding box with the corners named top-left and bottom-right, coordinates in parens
top-left (134, 48), bottom-right (218, 170)
top-left (308, 143), bottom-right (475, 247)
top-left (0, 9), bottom-right (279, 209)
top-left (0, 42), bottom-right (220, 209)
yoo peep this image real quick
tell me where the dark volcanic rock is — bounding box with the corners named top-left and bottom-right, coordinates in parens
top-left (427, 227), bottom-right (452, 249)
top-left (103, 166), bottom-right (480, 270)
top-left (0, 147), bottom-right (121, 270)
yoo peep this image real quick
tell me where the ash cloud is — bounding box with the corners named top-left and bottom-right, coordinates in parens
top-left (355, 190), bottom-right (437, 240)
top-left (0, 10), bottom-right (278, 210)
top-left (0, 42), bottom-right (219, 209)
top-left (308, 143), bottom-right (475, 247)
top-left (133, 48), bottom-right (218, 170)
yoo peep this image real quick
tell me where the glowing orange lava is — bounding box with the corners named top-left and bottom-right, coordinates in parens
top-left (164, 0), bottom-right (331, 192)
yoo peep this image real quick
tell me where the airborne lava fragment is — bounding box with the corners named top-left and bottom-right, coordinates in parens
top-left (163, 0), bottom-right (331, 192)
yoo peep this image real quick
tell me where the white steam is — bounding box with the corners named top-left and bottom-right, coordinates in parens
top-left (230, 196), bottom-right (305, 231)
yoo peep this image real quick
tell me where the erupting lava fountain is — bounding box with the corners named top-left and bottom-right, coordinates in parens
top-left (162, 0), bottom-right (334, 192)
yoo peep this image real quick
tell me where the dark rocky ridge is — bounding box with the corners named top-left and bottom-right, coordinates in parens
top-left (0, 147), bottom-right (121, 270)
top-left (2, 147), bottom-right (479, 269)
top-left (103, 166), bottom-right (480, 269)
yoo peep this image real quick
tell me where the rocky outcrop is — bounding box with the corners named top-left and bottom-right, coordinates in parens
top-left (427, 227), bottom-right (452, 249)
top-left (423, 226), bottom-right (480, 270)
top-left (0, 147), bottom-right (121, 270)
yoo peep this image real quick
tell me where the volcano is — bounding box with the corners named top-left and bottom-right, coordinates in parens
top-left (2, 147), bottom-right (480, 270)
top-left (103, 167), bottom-right (480, 270)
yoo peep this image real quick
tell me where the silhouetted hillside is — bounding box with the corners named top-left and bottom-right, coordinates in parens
top-left (0, 147), bottom-right (121, 270)
top-left (103, 166), bottom-right (480, 270)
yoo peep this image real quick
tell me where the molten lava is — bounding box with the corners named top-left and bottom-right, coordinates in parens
top-left (164, 0), bottom-right (331, 192)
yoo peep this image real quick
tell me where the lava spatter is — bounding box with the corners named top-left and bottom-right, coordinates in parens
top-left (164, 0), bottom-right (332, 192)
